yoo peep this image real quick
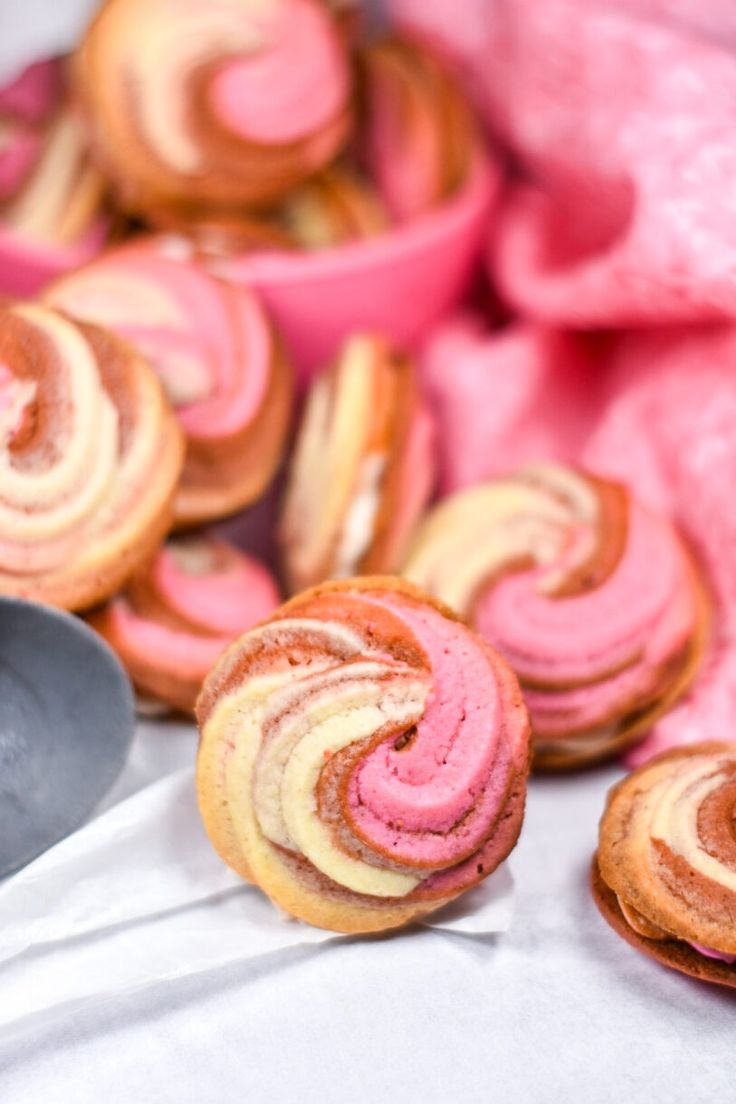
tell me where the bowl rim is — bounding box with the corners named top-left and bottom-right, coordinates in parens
top-left (0, 219), bottom-right (109, 271)
top-left (209, 154), bottom-right (500, 288)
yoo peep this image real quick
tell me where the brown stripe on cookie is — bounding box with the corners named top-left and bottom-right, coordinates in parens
top-left (0, 307), bottom-right (65, 472)
top-left (651, 837), bottom-right (736, 932)
top-left (696, 772), bottom-right (736, 873)
top-left (591, 855), bottom-right (736, 989)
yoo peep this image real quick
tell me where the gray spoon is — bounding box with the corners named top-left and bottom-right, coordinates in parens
top-left (0, 596), bottom-right (135, 877)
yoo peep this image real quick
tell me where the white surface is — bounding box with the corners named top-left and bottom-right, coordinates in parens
top-left (0, 744), bottom-right (513, 1039)
top-left (1, 721), bottom-right (733, 1102)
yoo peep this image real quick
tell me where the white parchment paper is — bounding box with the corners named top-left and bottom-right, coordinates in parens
top-left (0, 722), bottom-right (514, 1042)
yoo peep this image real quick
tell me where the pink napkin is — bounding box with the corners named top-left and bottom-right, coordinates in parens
top-left (418, 314), bottom-right (604, 492)
top-left (392, 0), bottom-right (736, 327)
top-left (584, 326), bottom-right (736, 762)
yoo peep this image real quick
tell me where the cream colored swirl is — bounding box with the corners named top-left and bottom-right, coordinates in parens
top-left (597, 743), bottom-right (736, 958)
top-left (0, 303), bottom-right (184, 610)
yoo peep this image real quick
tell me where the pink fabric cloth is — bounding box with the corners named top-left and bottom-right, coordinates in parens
top-left (392, 0), bottom-right (736, 327)
top-left (418, 314), bottom-right (604, 492)
top-left (584, 327), bottom-right (736, 763)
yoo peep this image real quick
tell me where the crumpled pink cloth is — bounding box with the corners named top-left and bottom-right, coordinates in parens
top-left (418, 314), bottom-right (604, 492)
top-left (391, 0), bottom-right (736, 327)
top-left (584, 326), bottom-right (736, 762)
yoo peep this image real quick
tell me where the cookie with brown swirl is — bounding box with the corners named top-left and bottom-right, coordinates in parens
top-left (46, 238), bottom-right (294, 527)
top-left (593, 743), bottom-right (736, 988)
top-left (88, 534), bottom-right (279, 713)
top-left (358, 33), bottom-right (480, 222)
top-left (0, 302), bottom-right (184, 610)
top-left (404, 464), bottom-right (707, 769)
top-left (74, 0), bottom-right (354, 217)
top-left (279, 334), bottom-right (435, 593)
top-left (196, 576), bottom-right (530, 933)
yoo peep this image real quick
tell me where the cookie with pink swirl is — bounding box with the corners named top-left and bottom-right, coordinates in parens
top-left (404, 464), bottom-right (707, 769)
top-left (593, 743), bottom-right (736, 988)
top-left (0, 60), bottom-right (60, 204)
top-left (0, 302), bottom-right (184, 610)
top-left (280, 334), bottom-right (434, 593)
top-left (2, 109), bottom-right (108, 252)
top-left (88, 535), bottom-right (279, 713)
top-left (196, 576), bottom-right (530, 932)
top-left (358, 34), bottom-right (479, 222)
top-left (46, 239), bottom-right (293, 527)
top-left (74, 0), bottom-right (353, 217)
top-left (0, 68), bottom-right (112, 298)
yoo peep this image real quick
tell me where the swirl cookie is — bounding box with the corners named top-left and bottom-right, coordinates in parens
top-left (280, 335), bottom-right (434, 593)
top-left (0, 302), bottom-right (184, 610)
top-left (2, 108), bottom-right (108, 251)
top-left (404, 464), bottom-right (706, 769)
top-left (196, 576), bottom-right (530, 932)
top-left (592, 743), bottom-right (736, 988)
top-left (74, 0), bottom-right (353, 216)
top-left (359, 34), bottom-right (479, 221)
top-left (281, 166), bottom-right (390, 250)
top-left (46, 240), bottom-right (293, 526)
top-left (89, 535), bottom-right (279, 713)
top-left (0, 58), bottom-right (114, 295)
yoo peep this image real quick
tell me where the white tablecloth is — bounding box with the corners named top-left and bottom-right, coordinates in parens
top-left (1, 721), bottom-right (732, 1103)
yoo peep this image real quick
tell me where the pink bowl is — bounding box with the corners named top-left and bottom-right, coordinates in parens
top-left (0, 221), bottom-right (109, 298)
top-left (212, 156), bottom-right (500, 385)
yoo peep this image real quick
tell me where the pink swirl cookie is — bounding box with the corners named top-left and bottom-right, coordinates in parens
top-left (404, 464), bottom-right (707, 769)
top-left (359, 34), bottom-right (479, 222)
top-left (46, 239), bottom-right (293, 527)
top-left (0, 60), bottom-right (110, 296)
top-left (196, 576), bottom-right (530, 932)
top-left (74, 0), bottom-right (353, 216)
top-left (89, 535), bottom-right (279, 713)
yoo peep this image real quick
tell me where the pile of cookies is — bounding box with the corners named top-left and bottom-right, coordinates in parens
top-left (1, 0), bottom-right (734, 976)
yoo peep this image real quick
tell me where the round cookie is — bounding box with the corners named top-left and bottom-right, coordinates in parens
top-left (404, 463), bottom-right (707, 769)
top-left (74, 0), bottom-right (354, 216)
top-left (46, 238), bottom-right (293, 526)
top-left (592, 743), bottom-right (736, 988)
top-left (88, 534), bottom-right (280, 713)
top-left (359, 34), bottom-right (480, 221)
top-left (0, 302), bottom-right (184, 610)
top-left (280, 335), bottom-right (434, 592)
top-left (196, 575), bottom-right (530, 933)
